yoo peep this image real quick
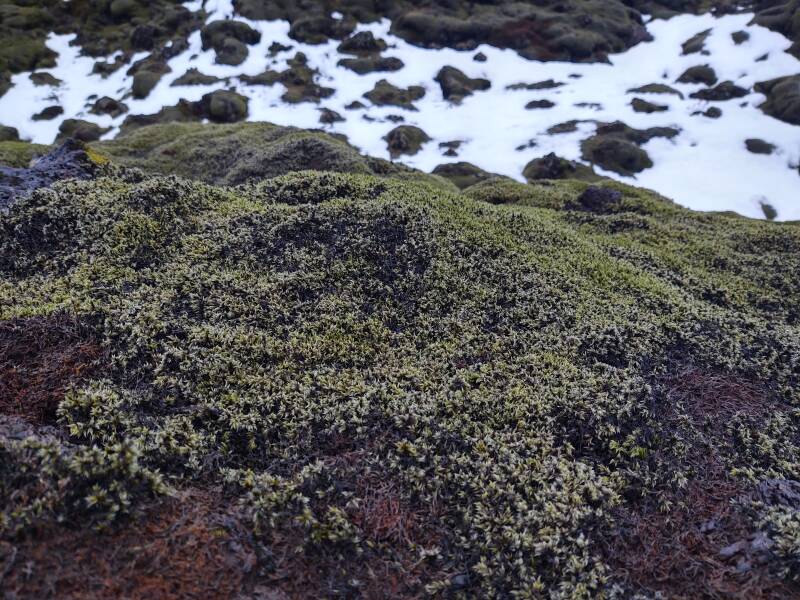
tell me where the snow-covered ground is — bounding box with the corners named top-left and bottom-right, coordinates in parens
top-left (2, 0), bottom-right (799, 219)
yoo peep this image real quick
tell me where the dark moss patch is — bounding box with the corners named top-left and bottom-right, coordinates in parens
top-left (0, 313), bottom-right (105, 425)
top-left (3, 123), bottom-right (800, 598)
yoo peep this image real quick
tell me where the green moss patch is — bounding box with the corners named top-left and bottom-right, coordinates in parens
top-left (1, 139), bottom-right (799, 597)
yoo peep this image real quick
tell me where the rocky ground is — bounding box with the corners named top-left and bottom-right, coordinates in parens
top-left (1, 125), bottom-right (799, 599)
top-left (0, 0), bottom-right (799, 218)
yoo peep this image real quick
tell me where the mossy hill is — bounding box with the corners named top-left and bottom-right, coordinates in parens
top-left (1, 123), bottom-right (799, 599)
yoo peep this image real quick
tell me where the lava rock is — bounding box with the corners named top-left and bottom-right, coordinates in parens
top-left (434, 66), bottom-right (490, 103)
top-left (384, 125), bottom-right (431, 158)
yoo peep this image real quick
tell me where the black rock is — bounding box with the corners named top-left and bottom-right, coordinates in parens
top-left (0, 139), bottom-right (98, 211)
top-left (745, 138), bottom-right (776, 155)
top-left (525, 99), bottom-right (555, 109)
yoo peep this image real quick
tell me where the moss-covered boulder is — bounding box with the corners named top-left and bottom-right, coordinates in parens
top-left (172, 68), bottom-right (225, 87)
top-left (89, 97), bottom-right (128, 118)
top-left (200, 20), bottom-right (261, 66)
top-left (94, 122), bottom-right (415, 186)
top-left (756, 75), bottom-right (800, 125)
top-left (627, 83), bottom-right (684, 99)
top-left (677, 64), bottom-right (718, 86)
top-left (0, 126), bottom-right (20, 143)
top-left (1, 139), bottom-right (799, 598)
top-left (434, 66), bottom-right (490, 103)
top-left (56, 119), bottom-right (110, 144)
top-left (581, 121), bottom-right (679, 176)
top-left (337, 31), bottom-right (387, 55)
top-left (523, 152), bottom-right (600, 182)
top-left (364, 79), bottom-right (426, 110)
top-left (752, 1), bottom-right (800, 58)
top-left (431, 161), bottom-right (502, 189)
top-left (384, 125), bottom-right (431, 158)
top-left (337, 55), bottom-right (404, 74)
top-left (681, 28), bottom-right (711, 54)
top-left (631, 97), bottom-right (669, 113)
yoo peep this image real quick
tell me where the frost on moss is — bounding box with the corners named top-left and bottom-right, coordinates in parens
top-left (1, 142), bottom-right (799, 597)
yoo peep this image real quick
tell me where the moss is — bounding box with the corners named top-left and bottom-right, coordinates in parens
top-left (2, 125), bottom-right (800, 596)
top-left (0, 141), bottom-right (50, 167)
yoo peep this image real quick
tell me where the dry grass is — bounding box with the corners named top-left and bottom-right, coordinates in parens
top-left (1, 488), bottom-right (258, 599)
top-left (0, 313), bottom-right (105, 425)
top-left (605, 369), bottom-right (800, 600)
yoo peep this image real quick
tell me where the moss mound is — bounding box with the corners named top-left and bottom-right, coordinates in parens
top-left (1, 129), bottom-right (800, 597)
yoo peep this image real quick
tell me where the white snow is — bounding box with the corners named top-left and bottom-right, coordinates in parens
top-left (1, 0), bottom-right (799, 219)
